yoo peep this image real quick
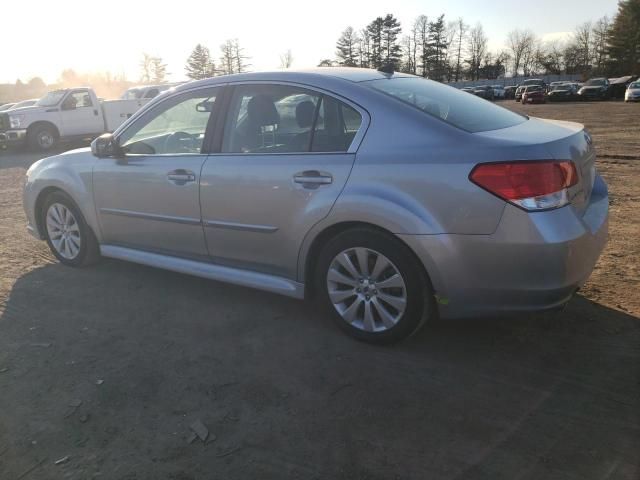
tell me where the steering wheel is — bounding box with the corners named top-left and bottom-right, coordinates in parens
top-left (164, 131), bottom-right (198, 153)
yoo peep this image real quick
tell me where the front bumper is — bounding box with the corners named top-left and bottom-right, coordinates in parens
top-left (399, 174), bottom-right (609, 319)
top-left (0, 129), bottom-right (27, 147)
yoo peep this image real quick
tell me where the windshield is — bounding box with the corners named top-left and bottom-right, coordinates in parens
top-left (629, 82), bottom-right (640, 89)
top-left (585, 79), bottom-right (606, 86)
top-left (367, 77), bottom-right (527, 133)
top-left (36, 91), bottom-right (67, 107)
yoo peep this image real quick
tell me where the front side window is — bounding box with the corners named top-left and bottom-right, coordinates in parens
top-left (366, 77), bottom-right (527, 133)
top-left (119, 88), bottom-right (218, 155)
top-left (222, 84), bottom-right (362, 154)
top-left (63, 90), bottom-right (93, 109)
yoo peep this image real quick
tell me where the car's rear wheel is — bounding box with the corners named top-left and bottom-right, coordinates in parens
top-left (316, 228), bottom-right (434, 344)
top-left (42, 191), bottom-right (100, 267)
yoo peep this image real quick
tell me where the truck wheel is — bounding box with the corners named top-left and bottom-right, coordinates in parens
top-left (28, 125), bottom-right (58, 152)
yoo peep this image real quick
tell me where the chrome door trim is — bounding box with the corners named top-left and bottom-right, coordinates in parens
top-left (100, 208), bottom-right (201, 226)
top-left (100, 244), bottom-right (304, 299)
top-left (203, 219), bottom-right (278, 233)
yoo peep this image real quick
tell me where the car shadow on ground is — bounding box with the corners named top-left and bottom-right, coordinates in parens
top-left (0, 260), bottom-right (638, 479)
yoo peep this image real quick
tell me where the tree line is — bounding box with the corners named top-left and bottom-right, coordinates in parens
top-left (325, 0), bottom-right (639, 81)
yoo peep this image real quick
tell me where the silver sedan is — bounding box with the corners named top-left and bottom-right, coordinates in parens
top-left (23, 68), bottom-right (608, 343)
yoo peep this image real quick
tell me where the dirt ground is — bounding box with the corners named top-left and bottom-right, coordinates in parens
top-left (0, 101), bottom-right (638, 480)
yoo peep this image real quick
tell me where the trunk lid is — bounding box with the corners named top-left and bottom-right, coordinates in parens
top-left (474, 117), bottom-right (596, 215)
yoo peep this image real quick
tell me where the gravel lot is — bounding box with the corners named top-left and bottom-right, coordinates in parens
top-left (0, 101), bottom-right (638, 479)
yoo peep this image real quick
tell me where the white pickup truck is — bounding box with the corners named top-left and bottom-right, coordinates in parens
top-left (0, 87), bottom-right (147, 151)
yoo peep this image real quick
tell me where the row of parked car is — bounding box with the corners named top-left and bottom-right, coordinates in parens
top-left (460, 76), bottom-right (640, 104)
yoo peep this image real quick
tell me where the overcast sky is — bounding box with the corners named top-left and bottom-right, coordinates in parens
top-left (1, 0), bottom-right (618, 84)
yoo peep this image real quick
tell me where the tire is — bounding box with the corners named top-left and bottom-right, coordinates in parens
top-left (315, 228), bottom-right (435, 344)
top-left (28, 124), bottom-right (58, 152)
top-left (41, 191), bottom-right (100, 267)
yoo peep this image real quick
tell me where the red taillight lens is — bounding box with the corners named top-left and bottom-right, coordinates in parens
top-left (470, 161), bottom-right (578, 209)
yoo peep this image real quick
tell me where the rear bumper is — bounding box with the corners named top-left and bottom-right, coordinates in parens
top-left (399, 174), bottom-right (609, 319)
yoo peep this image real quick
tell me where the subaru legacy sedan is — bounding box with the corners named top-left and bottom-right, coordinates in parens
top-left (23, 68), bottom-right (608, 344)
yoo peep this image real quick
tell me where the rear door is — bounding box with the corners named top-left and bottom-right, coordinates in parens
top-left (199, 83), bottom-right (367, 279)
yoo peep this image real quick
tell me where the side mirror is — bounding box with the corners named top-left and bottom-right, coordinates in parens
top-left (91, 133), bottom-right (122, 158)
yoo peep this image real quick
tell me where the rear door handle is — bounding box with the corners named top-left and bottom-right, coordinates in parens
top-left (293, 171), bottom-right (333, 188)
top-left (167, 169), bottom-right (196, 185)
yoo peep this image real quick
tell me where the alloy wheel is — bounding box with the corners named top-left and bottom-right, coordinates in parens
top-left (46, 203), bottom-right (81, 260)
top-left (326, 247), bottom-right (407, 333)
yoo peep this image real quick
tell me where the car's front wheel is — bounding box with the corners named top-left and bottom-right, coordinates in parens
top-left (42, 191), bottom-right (100, 267)
top-left (316, 228), bottom-right (434, 344)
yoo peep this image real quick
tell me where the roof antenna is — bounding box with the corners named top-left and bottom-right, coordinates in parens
top-left (377, 64), bottom-right (394, 74)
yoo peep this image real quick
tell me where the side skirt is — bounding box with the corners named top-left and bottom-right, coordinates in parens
top-left (100, 245), bottom-right (305, 299)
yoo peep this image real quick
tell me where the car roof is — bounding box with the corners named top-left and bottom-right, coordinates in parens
top-left (174, 68), bottom-right (415, 93)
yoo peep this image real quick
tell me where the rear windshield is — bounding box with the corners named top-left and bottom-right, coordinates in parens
top-left (366, 77), bottom-right (527, 133)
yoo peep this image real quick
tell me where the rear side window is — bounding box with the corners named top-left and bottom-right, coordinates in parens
top-left (366, 77), bottom-right (526, 133)
top-left (222, 84), bottom-right (362, 154)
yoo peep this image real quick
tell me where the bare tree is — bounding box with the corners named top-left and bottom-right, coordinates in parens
top-left (573, 22), bottom-right (593, 72)
top-left (151, 57), bottom-right (168, 83)
top-left (591, 16), bottom-right (610, 74)
top-left (506, 29), bottom-right (536, 77)
top-left (139, 53), bottom-right (154, 83)
top-left (414, 15), bottom-right (429, 76)
top-left (220, 39), bottom-right (250, 75)
top-left (450, 18), bottom-right (467, 81)
top-left (280, 49), bottom-right (294, 69)
top-left (466, 23), bottom-right (488, 81)
top-left (358, 28), bottom-right (371, 67)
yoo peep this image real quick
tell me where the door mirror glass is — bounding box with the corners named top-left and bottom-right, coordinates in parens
top-left (91, 133), bottom-right (121, 158)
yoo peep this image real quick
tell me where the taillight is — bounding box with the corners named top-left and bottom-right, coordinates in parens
top-left (469, 160), bottom-right (578, 211)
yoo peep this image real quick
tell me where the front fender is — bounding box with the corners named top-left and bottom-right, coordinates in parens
top-left (24, 149), bottom-right (99, 240)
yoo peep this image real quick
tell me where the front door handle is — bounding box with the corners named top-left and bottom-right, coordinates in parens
top-left (167, 169), bottom-right (196, 185)
top-left (293, 171), bottom-right (333, 188)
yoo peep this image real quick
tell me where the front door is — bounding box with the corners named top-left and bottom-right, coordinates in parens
top-left (60, 89), bottom-right (104, 136)
top-left (200, 83), bottom-right (366, 278)
top-left (93, 86), bottom-right (220, 259)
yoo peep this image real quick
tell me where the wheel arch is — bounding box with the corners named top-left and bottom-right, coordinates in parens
top-left (27, 121), bottom-right (60, 140)
top-left (300, 220), bottom-right (438, 305)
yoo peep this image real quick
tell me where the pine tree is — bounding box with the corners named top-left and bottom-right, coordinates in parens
top-left (336, 27), bottom-right (360, 66)
top-left (366, 17), bottom-right (385, 68)
top-left (185, 44), bottom-right (216, 80)
top-left (381, 14), bottom-right (402, 69)
top-left (426, 15), bottom-right (448, 81)
top-left (607, 0), bottom-right (640, 75)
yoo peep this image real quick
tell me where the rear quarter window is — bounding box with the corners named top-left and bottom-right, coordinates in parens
top-left (366, 77), bottom-right (527, 133)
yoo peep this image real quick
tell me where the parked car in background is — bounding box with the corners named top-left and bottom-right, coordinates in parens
top-left (547, 83), bottom-right (578, 102)
top-left (522, 85), bottom-right (546, 104)
top-left (472, 85), bottom-right (495, 100)
top-left (578, 78), bottom-right (611, 101)
top-left (626, 81), bottom-right (640, 102)
top-left (0, 103), bottom-right (16, 111)
top-left (6, 98), bottom-right (39, 110)
top-left (491, 85), bottom-right (506, 99)
top-left (609, 76), bottom-right (638, 99)
top-left (461, 87), bottom-right (475, 93)
top-left (22, 68), bottom-right (608, 344)
top-left (515, 79), bottom-right (547, 102)
top-left (0, 87), bottom-right (147, 151)
top-left (504, 85), bottom-right (517, 99)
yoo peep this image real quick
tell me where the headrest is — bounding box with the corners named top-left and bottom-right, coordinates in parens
top-left (295, 100), bottom-right (315, 128)
top-left (247, 95), bottom-right (279, 127)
